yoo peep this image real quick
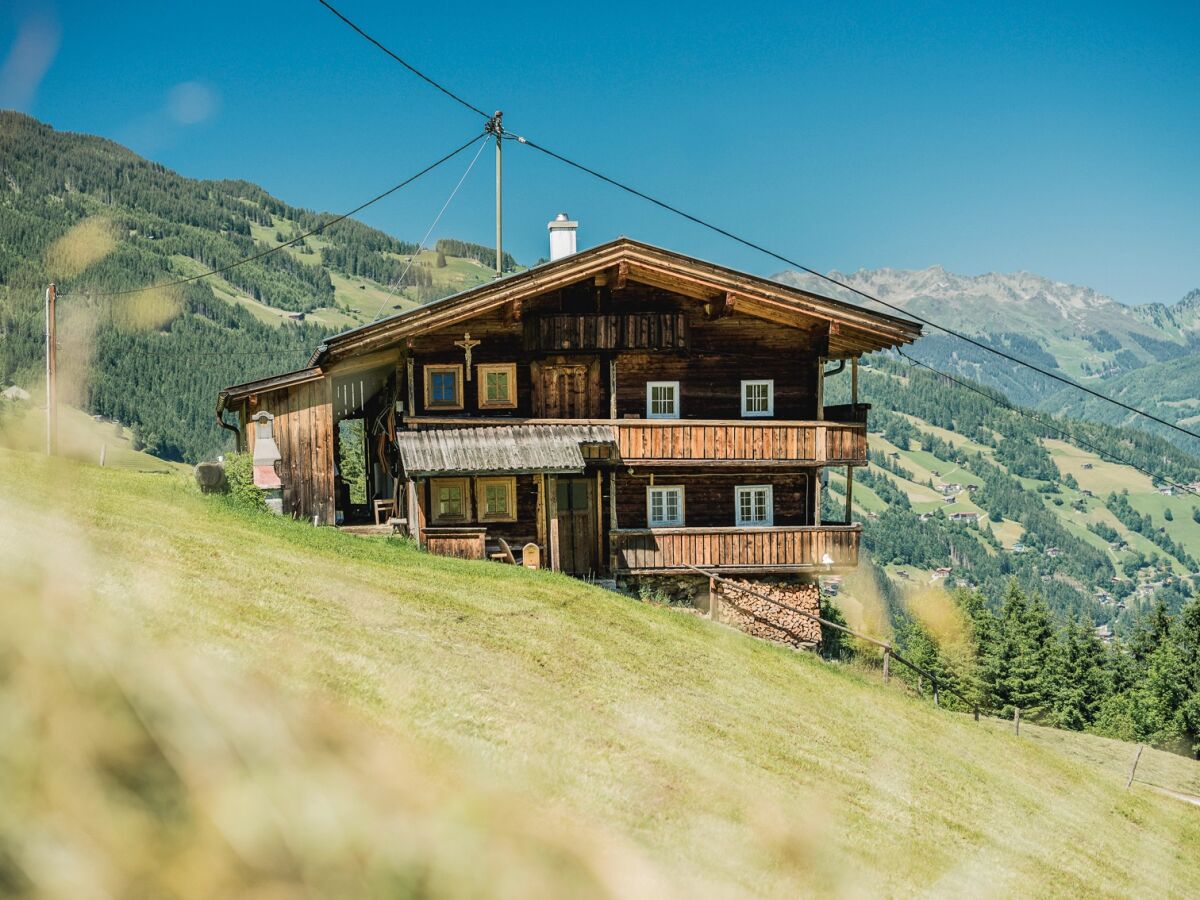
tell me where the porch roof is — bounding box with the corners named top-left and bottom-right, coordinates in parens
top-left (396, 424), bottom-right (615, 477)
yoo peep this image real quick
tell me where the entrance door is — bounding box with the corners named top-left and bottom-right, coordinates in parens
top-left (533, 357), bottom-right (601, 418)
top-left (556, 477), bottom-right (596, 575)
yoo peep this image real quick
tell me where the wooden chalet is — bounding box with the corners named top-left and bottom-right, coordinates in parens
top-left (217, 233), bottom-right (920, 607)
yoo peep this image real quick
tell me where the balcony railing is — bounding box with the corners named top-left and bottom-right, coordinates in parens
top-left (400, 417), bottom-right (866, 465)
top-left (613, 420), bottom-right (866, 465)
top-left (610, 525), bottom-right (861, 573)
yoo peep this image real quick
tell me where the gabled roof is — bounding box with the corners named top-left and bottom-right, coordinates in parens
top-left (307, 237), bottom-right (921, 366)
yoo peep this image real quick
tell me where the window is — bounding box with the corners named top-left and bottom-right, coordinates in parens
top-left (477, 363), bottom-right (517, 409)
top-left (646, 381), bottom-right (680, 419)
top-left (741, 379), bottom-right (774, 417)
top-left (424, 364), bottom-right (463, 410)
top-left (647, 486), bottom-right (685, 527)
top-left (430, 477), bottom-right (470, 522)
top-left (475, 476), bottom-right (517, 522)
top-left (735, 485), bottom-right (773, 527)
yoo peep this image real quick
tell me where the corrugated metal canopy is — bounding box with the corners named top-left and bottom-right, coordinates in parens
top-left (396, 425), bottom-right (616, 476)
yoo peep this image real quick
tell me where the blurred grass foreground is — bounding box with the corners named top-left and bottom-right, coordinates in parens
top-left (0, 446), bottom-right (1198, 898)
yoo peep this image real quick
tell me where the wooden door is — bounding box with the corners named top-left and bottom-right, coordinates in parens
top-left (556, 477), bottom-right (596, 575)
top-left (533, 357), bottom-right (601, 419)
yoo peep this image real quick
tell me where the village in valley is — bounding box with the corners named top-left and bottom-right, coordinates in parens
top-left (1, 2), bottom-right (1198, 896)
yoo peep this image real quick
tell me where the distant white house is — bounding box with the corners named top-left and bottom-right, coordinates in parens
top-left (949, 511), bottom-right (981, 523)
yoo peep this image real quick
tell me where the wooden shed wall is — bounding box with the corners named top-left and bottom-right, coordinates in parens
top-left (243, 377), bottom-right (335, 523)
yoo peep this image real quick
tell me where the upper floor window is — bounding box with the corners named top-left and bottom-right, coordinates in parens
top-left (424, 364), bottom-right (464, 410)
top-left (646, 381), bottom-right (680, 419)
top-left (478, 363), bottom-right (517, 410)
top-left (647, 485), bottom-right (685, 527)
top-left (741, 379), bottom-right (774, 417)
top-left (735, 484), bottom-right (773, 527)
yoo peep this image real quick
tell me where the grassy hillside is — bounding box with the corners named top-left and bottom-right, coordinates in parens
top-left (2, 449), bottom-right (1198, 897)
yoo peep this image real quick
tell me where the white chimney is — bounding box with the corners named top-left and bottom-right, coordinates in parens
top-left (548, 212), bottom-right (578, 261)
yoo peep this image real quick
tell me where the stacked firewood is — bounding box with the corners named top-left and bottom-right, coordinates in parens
top-left (717, 580), bottom-right (822, 648)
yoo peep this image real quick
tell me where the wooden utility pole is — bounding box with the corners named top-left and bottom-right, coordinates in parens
top-left (492, 110), bottom-right (503, 276)
top-left (45, 283), bottom-right (57, 455)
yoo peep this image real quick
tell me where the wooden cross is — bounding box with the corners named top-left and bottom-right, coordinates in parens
top-left (454, 331), bottom-right (482, 380)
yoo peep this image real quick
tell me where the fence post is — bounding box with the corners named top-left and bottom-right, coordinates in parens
top-left (1013, 707), bottom-right (1021, 736)
top-left (1126, 744), bottom-right (1144, 790)
top-left (882, 648), bottom-right (891, 684)
top-left (917, 674), bottom-right (924, 696)
top-left (973, 706), bottom-right (980, 722)
top-left (933, 682), bottom-right (940, 707)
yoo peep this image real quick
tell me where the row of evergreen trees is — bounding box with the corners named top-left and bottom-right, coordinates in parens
top-left (891, 582), bottom-right (1200, 756)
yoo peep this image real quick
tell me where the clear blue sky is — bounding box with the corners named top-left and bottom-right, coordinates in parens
top-left (3, 0), bottom-right (1198, 303)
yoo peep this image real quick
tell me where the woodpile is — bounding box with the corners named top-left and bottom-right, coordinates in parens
top-left (717, 579), bottom-right (821, 648)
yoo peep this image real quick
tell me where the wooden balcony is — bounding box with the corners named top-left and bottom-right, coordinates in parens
top-left (611, 525), bottom-right (860, 574)
top-left (525, 312), bottom-right (689, 352)
top-left (613, 420), bottom-right (866, 465)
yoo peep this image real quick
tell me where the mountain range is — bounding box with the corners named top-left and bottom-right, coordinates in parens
top-left (776, 267), bottom-right (1200, 453)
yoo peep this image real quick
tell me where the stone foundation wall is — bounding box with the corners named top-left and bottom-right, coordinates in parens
top-left (716, 579), bottom-right (821, 648)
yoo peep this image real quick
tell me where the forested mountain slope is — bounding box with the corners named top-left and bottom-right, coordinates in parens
top-left (828, 355), bottom-right (1200, 634)
top-left (0, 112), bottom-right (507, 461)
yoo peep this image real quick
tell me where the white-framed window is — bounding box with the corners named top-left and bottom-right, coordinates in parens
top-left (735, 484), bottom-right (774, 527)
top-left (741, 379), bottom-right (774, 417)
top-left (647, 485), bottom-right (685, 527)
top-left (646, 381), bottom-right (680, 419)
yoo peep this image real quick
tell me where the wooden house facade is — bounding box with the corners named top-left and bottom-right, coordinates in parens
top-left (217, 237), bottom-right (920, 602)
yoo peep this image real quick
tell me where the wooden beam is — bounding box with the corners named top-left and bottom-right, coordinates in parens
top-left (535, 473), bottom-right (546, 551)
top-left (614, 260), bottom-right (628, 291)
top-left (851, 356), bottom-right (859, 407)
top-left (845, 465), bottom-right (854, 526)
top-left (595, 469), bottom-right (604, 573)
top-left (816, 356), bottom-right (826, 420)
top-left (608, 470), bottom-right (619, 573)
top-left (405, 356), bottom-right (415, 419)
top-left (547, 474), bottom-right (561, 572)
top-left (608, 358), bottom-right (617, 419)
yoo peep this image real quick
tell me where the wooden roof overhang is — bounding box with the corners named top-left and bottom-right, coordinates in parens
top-left (216, 366), bottom-right (324, 416)
top-left (307, 238), bottom-right (922, 366)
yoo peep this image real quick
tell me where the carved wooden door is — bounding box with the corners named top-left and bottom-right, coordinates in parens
top-left (533, 357), bottom-right (600, 418)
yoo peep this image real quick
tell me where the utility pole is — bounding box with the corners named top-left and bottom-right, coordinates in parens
top-left (490, 110), bottom-right (504, 277)
top-left (45, 282), bottom-right (57, 456)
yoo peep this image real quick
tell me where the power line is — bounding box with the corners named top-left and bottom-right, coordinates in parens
top-left (73, 131), bottom-right (486, 300)
top-left (309, 2), bottom-right (1198, 447)
top-left (370, 135), bottom-right (490, 322)
top-left (895, 350), bottom-right (1199, 498)
top-left (509, 135), bottom-right (1200, 445)
top-left (315, 0), bottom-right (492, 120)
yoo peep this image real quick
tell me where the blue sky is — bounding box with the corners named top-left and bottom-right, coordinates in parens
top-left (3, 0), bottom-right (1197, 303)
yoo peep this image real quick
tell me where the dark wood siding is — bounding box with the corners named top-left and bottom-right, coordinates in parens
top-left (614, 468), bottom-right (816, 529)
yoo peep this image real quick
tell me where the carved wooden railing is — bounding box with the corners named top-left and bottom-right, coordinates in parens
top-left (525, 312), bottom-right (689, 352)
top-left (612, 420), bottom-right (866, 465)
top-left (610, 525), bottom-right (861, 573)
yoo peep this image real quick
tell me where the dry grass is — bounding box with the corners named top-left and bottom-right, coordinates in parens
top-left (1, 448), bottom-right (1198, 898)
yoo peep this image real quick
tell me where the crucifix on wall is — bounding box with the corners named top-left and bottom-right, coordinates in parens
top-left (454, 331), bottom-right (482, 380)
